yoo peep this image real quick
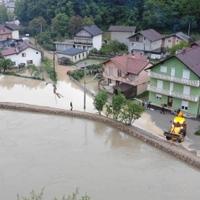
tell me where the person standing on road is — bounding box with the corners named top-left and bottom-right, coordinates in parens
top-left (70, 102), bottom-right (73, 111)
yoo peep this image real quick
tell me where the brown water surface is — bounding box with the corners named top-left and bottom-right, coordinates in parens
top-left (0, 110), bottom-right (199, 200)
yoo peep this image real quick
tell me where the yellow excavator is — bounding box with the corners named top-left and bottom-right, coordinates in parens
top-left (164, 111), bottom-right (187, 143)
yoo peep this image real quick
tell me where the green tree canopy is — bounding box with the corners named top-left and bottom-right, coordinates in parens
top-left (28, 16), bottom-right (47, 35)
top-left (0, 58), bottom-right (13, 72)
top-left (120, 100), bottom-right (144, 125)
top-left (112, 92), bottom-right (126, 120)
top-left (0, 5), bottom-right (8, 24)
top-left (94, 90), bottom-right (108, 115)
top-left (52, 13), bottom-right (69, 38)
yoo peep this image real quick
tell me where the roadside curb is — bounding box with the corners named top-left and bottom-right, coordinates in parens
top-left (0, 102), bottom-right (200, 170)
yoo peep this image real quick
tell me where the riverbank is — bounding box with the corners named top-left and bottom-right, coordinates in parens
top-left (0, 102), bottom-right (200, 170)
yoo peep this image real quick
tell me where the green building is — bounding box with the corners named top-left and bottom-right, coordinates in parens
top-left (147, 45), bottom-right (200, 118)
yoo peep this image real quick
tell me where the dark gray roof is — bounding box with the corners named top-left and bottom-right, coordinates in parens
top-left (129, 29), bottom-right (163, 42)
top-left (176, 46), bottom-right (200, 78)
top-left (147, 46), bottom-right (200, 78)
top-left (57, 48), bottom-right (87, 56)
top-left (5, 23), bottom-right (20, 31)
top-left (164, 32), bottom-right (191, 41)
top-left (83, 25), bottom-right (103, 36)
top-left (140, 29), bottom-right (163, 41)
top-left (108, 25), bottom-right (136, 32)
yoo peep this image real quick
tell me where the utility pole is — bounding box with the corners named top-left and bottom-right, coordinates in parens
top-left (83, 62), bottom-right (87, 110)
top-left (53, 50), bottom-right (56, 81)
top-left (188, 23), bottom-right (191, 36)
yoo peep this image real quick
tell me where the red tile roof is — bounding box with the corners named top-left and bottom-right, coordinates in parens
top-left (0, 41), bottom-right (41, 56)
top-left (104, 54), bottom-right (150, 75)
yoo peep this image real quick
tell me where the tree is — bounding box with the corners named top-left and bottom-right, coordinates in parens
top-left (99, 40), bottom-right (128, 55)
top-left (168, 41), bottom-right (189, 55)
top-left (36, 31), bottom-right (55, 50)
top-left (0, 58), bottom-right (13, 72)
top-left (28, 16), bottom-right (47, 35)
top-left (112, 92), bottom-right (126, 120)
top-left (83, 16), bottom-right (94, 25)
top-left (0, 5), bottom-right (8, 24)
top-left (120, 100), bottom-right (144, 125)
top-left (68, 15), bottom-right (83, 37)
top-left (52, 13), bottom-right (69, 38)
top-left (94, 90), bottom-right (108, 115)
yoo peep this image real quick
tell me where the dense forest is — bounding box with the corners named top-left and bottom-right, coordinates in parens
top-left (14, 0), bottom-right (200, 32)
top-left (0, 0), bottom-right (195, 49)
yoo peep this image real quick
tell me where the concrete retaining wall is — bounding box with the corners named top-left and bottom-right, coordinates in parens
top-left (0, 102), bottom-right (200, 170)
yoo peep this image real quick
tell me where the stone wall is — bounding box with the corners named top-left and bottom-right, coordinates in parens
top-left (0, 102), bottom-right (200, 170)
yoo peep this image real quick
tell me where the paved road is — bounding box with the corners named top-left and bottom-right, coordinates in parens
top-left (134, 109), bottom-right (200, 154)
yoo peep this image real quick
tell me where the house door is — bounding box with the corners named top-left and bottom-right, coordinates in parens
top-left (167, 96), bottom-right (173, 107)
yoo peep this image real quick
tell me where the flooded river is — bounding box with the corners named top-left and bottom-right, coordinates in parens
top-left (0, 110), bottom-right (199, 200)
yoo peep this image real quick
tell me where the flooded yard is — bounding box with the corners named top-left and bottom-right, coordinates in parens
top-left (0, 110), bottom-right (199, 200)
top-left (0, 73), bottom-right (95, 113)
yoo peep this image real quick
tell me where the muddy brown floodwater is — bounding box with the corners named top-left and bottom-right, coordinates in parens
top-left (0, 75), bottom-right (95, 112)
top-left (0, 110), bottom-right (199, 200)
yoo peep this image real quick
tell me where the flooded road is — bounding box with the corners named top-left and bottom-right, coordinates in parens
top-left (0, 72), bottom-right (95, 112)
top-left (0, 110), bottom-right (199, 200)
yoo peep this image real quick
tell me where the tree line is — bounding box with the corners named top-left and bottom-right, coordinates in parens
top-left (14, 0), bottom-right (200, 33)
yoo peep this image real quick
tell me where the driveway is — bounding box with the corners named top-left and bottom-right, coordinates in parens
top-left (134, 109), bottom-right (200, 154)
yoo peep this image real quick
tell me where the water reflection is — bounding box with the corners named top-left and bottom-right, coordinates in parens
top-left (0, 74), bottom-right (95, 112)
top-left (0, 110), bottom-right (200, 200)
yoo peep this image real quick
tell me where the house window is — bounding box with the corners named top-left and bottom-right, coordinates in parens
top-left (181, 100), bottom-right (188, 110)
top-left (27, 60), bottom-right (33, 64)
top-left (75, 56), bottom-right (77, 60)
top-left (171, 68), bottom-right (175, 76)
top-left (182, 69), bottom-right (190, 80)
top-left (79, 54), bottom-right (81, 59)
top-left (168, 39), bottom-right (171, 43)
top-left (183, 86), bottom-right (190, 95)
top-left (136, 35), bottom-right (140, 42)
top-left (160, 66), bottom-right (167, 73)
top-left (118, 70), bottom-right (122, 77)
top-left (22, 53), bottom-right (26, 57)
top-left (157, 80), bottom-right (163, 90)
top-left (156, 94), bottom-right (162, 100)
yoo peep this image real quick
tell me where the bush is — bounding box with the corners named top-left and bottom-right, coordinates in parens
top-left (194, 129), bottom-right (200, 136)
top-left (69, 70), bottom-right (84, 81)
top-left (99, 40), bottom-right (128, 55)
top-left (58, 57), bottom-right (73, 65)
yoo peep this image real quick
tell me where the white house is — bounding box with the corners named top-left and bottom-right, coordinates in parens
top-left (128, 29), bottom-right (164, 59)
top-left (108, 25), bottom-right (136, 46)
top-left (74, 25), bottom-right (103, 51)
top-left (57, 48), bottom-right (87, 63)
top-left (5, 22), bottom-right (20, 39)
top-left (1, 41), bottom-right (42, 67)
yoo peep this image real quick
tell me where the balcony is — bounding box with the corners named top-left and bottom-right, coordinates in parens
top-left (149, 71), bottom-right (200, 87)
top-left (74, 37), bottom-right (92, 45)
top-left (147, 85), bottom-right (199, 102)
